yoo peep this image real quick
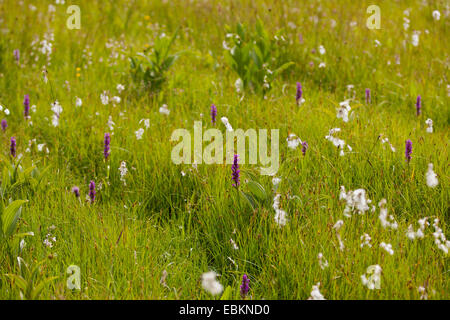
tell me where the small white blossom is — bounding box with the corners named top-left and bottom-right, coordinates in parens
top-left (426, 163), bottom-right (438, 188)
top-left (201, 271), bottom-right (223, 296)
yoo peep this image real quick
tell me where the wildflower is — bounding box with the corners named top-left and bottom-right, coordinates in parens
top-left (23, 94), bottom-right (30, 119)
top-left (1, 119), bottom-right (7, 131)
top-left (337, 100), bottom-right (351, 122)
top-left (50, 100), bottom-right (62, 127)
top-left (139, 118), bottom-right (150, 129)
top-left (103, 133), bottom-right (111, 160)
top-left (10, 137), bottom-right (16, 157)
top-left (210, 104), bottom-right (217, 124)
top-left (296, 82), bottom-right (305, 105)
top-left (100, 91), bottom-right (109, 105)
top-left (325, 128), bottom-right (350, 156)
top-left (117, 84), bottom-right (125, 93)
top-left (201, 271), bottom-right (223, 296)
top-left (425, 118), bottom-right (433, 133)
top-left (380, 242), bottom-right (394, 255)
top-left (411, 32), bottom-right (419, 46)
top-left (240, 274), bottom-right (250, 298)
top-left (365, 88), bottom-right (371, 104)
top-left (287, 133), bottom-right (302, 149)
top-left (405, 139), bottom-right (412, 162)
top-left (432, 10), bottom-right (441, 21)
top-left (426, 163), bottom-right (438, 188)
top-left (75, 97), bottom-right (82, 107)
top-left (221, 116), bottom-right (233, 132)
top-left (119, 161), bottom-right (128, 185)
top-left (318, 45), bottom-right (326, 55)
top-left (159, 104), bottom-right (170, 115)
top-left (13, 49), bottom-right (20, 63)
top-left (301, 141), bottom-right (308, 156)
top-left (432, 219), bottom-right (449, 254)
top-left (229, 238), bottom-right (239, 250)
top-left (89, 180), bottom-right (96, 203)
top-left (72, 186), bottom-right (80, 198)
top-left (107, 116), bottom-right (115, 131)
top-left (318, 253), bottom-right (329, 270)
top-left (407, 217), bottom-right (429, 240)
top-left (231, 154), bottom-right (240, 187)
top-left (135, 128), bottom-right (144, 140)
top-left (111, 96), bottom-right (121, 104)
top-left (416, 95), bottom-right (421, 116)
top-left (318, 62), bottom-right (326, 68)
top-left (361, 265), bottom-right (382, 290)
top-left (378, 199), bottom-right (398, 229)
top-left (308, 283), bottom-right (325, 300)
top-left (339, 186), bottom-right (372, 217)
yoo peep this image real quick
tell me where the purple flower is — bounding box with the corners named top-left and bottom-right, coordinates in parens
top-left (13, 49), bottom-right (20, 63)
top-left (10, 136), bottom-right (16, 157)
top-left (240, 274), bottom-right (250, 298)
top-left (103, 133), bottom-right (111, 160)
top-left (416, 95), bottom-right (421, 116)
top-left (405, 139), bottom-right (412, 163)
top-left (232, 154), bottom-right (240, 188)
top-left (72, 186), bottom-right (80, 198)
top-left (365, 88), bottom-right (371, 104)
top-left (23, 94), bottom-right (30, 119)
top-left (89, 180), bottom-right (96, 203)
top-left (296, 82), bottom-right (303, 105)
top-left (1, 119), bottom-right (7, 131)
top-left (301, 141), bottom-right (308, 156)
top-left (210, 104), bottom-right (217, 125)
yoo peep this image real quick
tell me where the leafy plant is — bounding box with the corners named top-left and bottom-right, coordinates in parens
top-left (4, 258), bottom-right (57, 300)
top-left (223, 19), bottom-right (294, 95)
top-left (129, 30), bottom-right (179, 95)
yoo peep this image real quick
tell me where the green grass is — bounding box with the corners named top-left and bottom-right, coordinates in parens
top-left (0, 0), bottom-right (448, 300)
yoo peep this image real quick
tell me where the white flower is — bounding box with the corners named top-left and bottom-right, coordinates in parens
top-left (426, 163), bottom-right (438, 188)
top-left (159, 104), bottom-right (170, 115)
top-left (374, 39), bottom-right (381, 47)
top-left (274, 209), bottom-right (288, 227)
top-left (333, 220), bottom-right (345, 251)
top-left (100, 91), bottom-right (109, 105)
top-left (75, 97), bottom-right (82, 107)
top-left (201, 271), bottom-right (223, 296)
top-left (51, 100), bottom-right (62, 127)
top-left (432, 10), bottom-right (441, 21)
top-left (361, 265), bottom-right (382, 290)
top-left (235, 78), bottom-right (243, 93)
top-left (140, 118), bottom-right (150, 129)
top-left (308, 282), bottom-right (325, 300)
top-left (318, 45), bottom-right (326, 55)
top-left (337, 100), bottom-right (351, 122)
top-left (380, 242), bottom-right (394, 255)
top-left (107, 116), bottom-right (115, 131)
top-left (339, 186), bottom-right (371, 217)
top-left (135, 128), bottom-right (144, 140)
top-left (411, 33), bottom-right (419, 47)
top-left (111, 96), bottom-right (121, 104)
top-left (229, 238), bottom-right (239, 250)
top-left (4, 108), bottom-right (10, 115)
top-left (221, 117), bottom-right (233, 132)
top-left (116, 84), bottom-right (125, 93)
top-left (425, 118), bottom-right (433, 133)
top-left (118, 161), bottom-right (128, 185)
top-left (318, 62), bottom-right (326, 68)
top-left (378, 199), bottom-right (398, 229)
top-left (286, 133), bottom-right (302, 149)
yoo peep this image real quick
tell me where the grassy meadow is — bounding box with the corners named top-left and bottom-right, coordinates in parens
top-left (0, 0), bottom-right (448, 300)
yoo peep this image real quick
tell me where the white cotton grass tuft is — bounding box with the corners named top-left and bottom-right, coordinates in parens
top-left (379, 134), bottom-right (396, 152)
top-left (407, 217), bottom-right (429, 240)
top-left (432, 10), bottom-right (441, 21)
top-left (273, 193), bottom-right (288, 227)
top-left (318, 253), bottom-right (329, 270)
top-left (201, 271), bottom-right (223, 296)
top-left (336, 100), bottom-right (351, 123)
top-left (221, 116), bottom-right (233, 132)
top-left (426, 163), bottom-right (438, 188)
top-left (100, 91), bottom-right (109, 105)
top-left (75, 97), bottom-right (82, 107)
top-left (425, 119), bottom-right (433, 133)
top-left (378, 199), bottom-right (398, 230)
top-left (118, 161), bottom-right (128, 186)
top-left (308, 282), bottom-right (326, 300)
top-left (361, 265), bottom-right (382, 290)
top-left (286, 133), bottom-right (302, 149)
top-left (135, 128), bottom-right (144, 140)
top-left (432, 219), bottom-right (450, 254)
top-left (159, 104), bottom-right (170, 115)
top-left (360, 233), bottom-right (372, 248)
top-left (333, 220), bottom-right (345, 251)
top-left (325, 128), bottom-right (351, 156)
top-left (339, 186), bottom-right (372, 217)
top-left (380, 242), bottom-right (394, 255)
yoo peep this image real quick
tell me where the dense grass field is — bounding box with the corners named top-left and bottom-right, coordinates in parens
top-left (0, 0), bottom-right (448, 300)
